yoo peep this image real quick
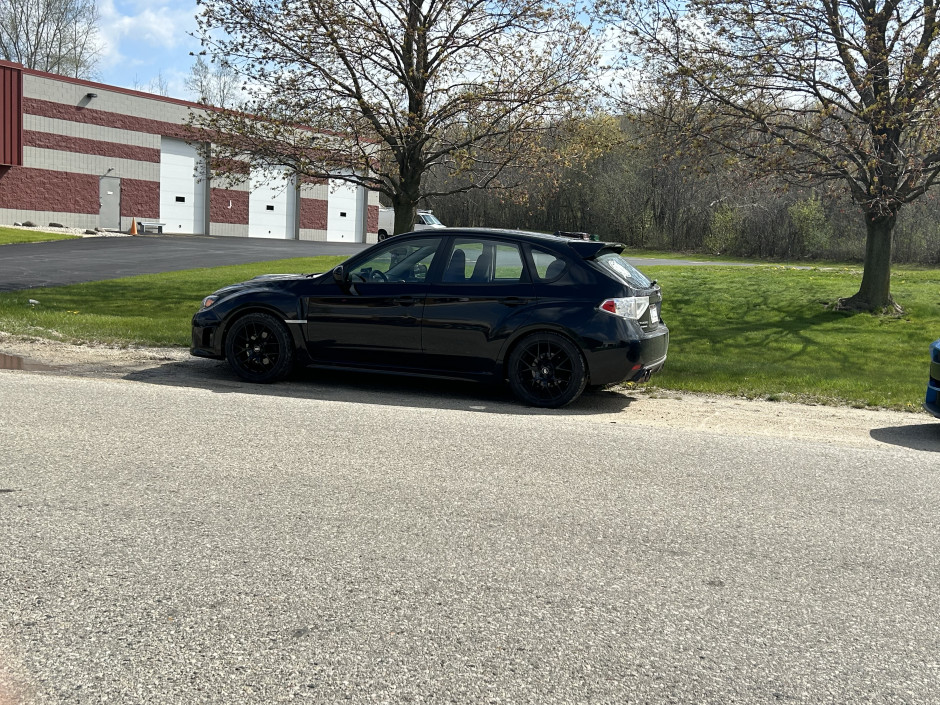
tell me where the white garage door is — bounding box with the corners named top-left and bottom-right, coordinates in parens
top-left (326, 178), bottom-right (360, 242)
top-left (160, 138), bottom-right (206, 234)
top-left (249, 168), bottom-right (296, 239)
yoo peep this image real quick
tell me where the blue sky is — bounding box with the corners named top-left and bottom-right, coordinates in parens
top-left (95, 0), bottom-right (203, 99)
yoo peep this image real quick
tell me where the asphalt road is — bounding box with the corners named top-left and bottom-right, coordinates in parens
top-left (0, 234), bottom-right (753, 292)
top-left (2, 370), bottom-right (939, 704)
top-left (0, 235), bottom-right (370, 291)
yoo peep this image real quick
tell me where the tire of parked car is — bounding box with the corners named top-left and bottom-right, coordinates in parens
top-left (507, 331), bottom-right (588, 408)
top-left (224, 312), bottom-right (294, 383)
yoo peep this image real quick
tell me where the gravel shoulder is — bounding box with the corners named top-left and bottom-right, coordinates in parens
top-left (1, 331), bottom-right (937, 452)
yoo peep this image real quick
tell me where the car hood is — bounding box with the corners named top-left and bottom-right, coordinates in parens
top-left (208, 273), bottom-right (309, 298)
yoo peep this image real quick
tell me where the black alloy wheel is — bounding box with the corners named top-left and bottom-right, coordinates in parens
top-left (507, 332), bottom-right (587, 408)
top-left (224, 312), bottom-right (294, 383)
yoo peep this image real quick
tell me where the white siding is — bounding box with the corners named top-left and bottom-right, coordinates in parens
top-left (249, 168), bottom-right (297, 239)
top-left (160, 138), bottom-right (206, 234)
top-left (326, 178), bottom-right (360, 242)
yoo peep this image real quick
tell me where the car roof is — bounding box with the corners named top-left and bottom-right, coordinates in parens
top-left (403, 227), bottom-right (625, 258)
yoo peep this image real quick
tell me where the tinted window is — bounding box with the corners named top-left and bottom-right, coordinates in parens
top-left (596, 253), bottom-right (652, 288)
top-left (531, 247), bottom-right (569, 281)
top-left (443, 240), bottom-right (525, 283)
top-left (350, 238), bottom-right (441, 283)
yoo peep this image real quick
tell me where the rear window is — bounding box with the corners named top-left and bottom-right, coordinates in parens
top-left (595, 254), bottom-right (653, 288)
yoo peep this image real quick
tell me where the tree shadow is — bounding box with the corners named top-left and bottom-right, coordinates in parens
top-left (869, 422), bottom-right (940, 452)
top-left (122, 359), bottom-right (638, 416)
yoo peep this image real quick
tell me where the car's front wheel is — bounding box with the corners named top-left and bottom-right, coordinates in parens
top-left (507, 332), bottom-right (587, 408)
top-left (224, 312), bottom-right (294, 383)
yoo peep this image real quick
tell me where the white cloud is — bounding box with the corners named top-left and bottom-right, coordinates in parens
top-left (95, 0), bottom-right (201, 93)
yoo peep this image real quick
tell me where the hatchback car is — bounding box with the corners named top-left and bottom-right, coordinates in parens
top-left (926, 338), bottom-right (940, 418)
top-left (191, 229), bottom-right (669, 407)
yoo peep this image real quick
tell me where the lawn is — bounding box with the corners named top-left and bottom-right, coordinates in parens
top-left (0, 256), bottom-right (936, 411)
top-left (645, 263), bottom-right (939, 411)
top-left (0, 226), bottom-right (80, 245)
top-left (0, 256), bottom-right (346, 346)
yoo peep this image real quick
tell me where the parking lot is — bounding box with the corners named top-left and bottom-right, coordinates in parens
top-left (0, 234), bottom-right (369, 291)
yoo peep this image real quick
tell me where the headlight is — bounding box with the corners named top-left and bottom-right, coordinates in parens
top-left (201, 295), bottom-right (220, 309)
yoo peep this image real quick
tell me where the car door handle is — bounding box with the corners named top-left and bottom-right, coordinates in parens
top-left (499, 297), bottom-right (531, 306)
top-left (394, 296), bottom-right (418, 305)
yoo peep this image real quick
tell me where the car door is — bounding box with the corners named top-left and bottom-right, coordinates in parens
top-left (422, 237), bottom-right (537, 376)
top-left (303, 237), bottom-right (442, 370)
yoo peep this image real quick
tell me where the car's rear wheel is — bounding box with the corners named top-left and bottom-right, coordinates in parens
top-left (507, 332), bottom-right (587, 408)
top-left (225, 312), bottom-right (294, 383)
top-left (378, 229), bottom-right (389, 241)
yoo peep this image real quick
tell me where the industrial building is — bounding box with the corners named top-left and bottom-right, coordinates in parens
top-left (0, 60), bottom-right (379, 242)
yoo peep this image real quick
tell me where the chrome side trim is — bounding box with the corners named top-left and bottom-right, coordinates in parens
top-left (283, 320), bottom-right (306, 324)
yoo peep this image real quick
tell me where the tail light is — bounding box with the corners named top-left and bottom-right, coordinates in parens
top-left (599, 296), bottom-right (650, 321)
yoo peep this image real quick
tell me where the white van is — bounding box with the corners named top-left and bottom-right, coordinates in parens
top-left (377, 208), bottom-right (446, 240)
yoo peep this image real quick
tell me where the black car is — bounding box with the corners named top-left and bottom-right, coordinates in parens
top-left (191, 229), bottom-right (669, 407)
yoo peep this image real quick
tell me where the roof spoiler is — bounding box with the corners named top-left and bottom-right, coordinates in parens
top-left (566, 240), bottom-right (625, 259)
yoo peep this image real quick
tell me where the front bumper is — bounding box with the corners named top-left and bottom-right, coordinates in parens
top-left (191, 311), bottom-right (223, 359)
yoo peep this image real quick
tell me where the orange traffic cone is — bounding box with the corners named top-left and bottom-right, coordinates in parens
top-left (129, 218), bottom-right (138, 235)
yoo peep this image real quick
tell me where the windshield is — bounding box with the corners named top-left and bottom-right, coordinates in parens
top-left (421, 213), bottom-right (442, 225)
top-left (596, 254), bottom-right (653, 288)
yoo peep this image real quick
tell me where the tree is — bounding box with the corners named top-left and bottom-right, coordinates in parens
top-left (609, 0), bottom-right (940, 312)
top-left (192, 0), bottom-right (599, 235)
top-left (186, 55), bottom-right (238, 108)
top-left (0, 0), bottom-right (100, 78)
top-left (133, 71), bottom-right (170, 97)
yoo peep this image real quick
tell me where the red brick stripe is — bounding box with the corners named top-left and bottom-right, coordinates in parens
top-left (24, 130), bottom-right (160, 163)
top-left (0, 166), bottom-right (159, 218)
top-left (23, 97), bottom-right (207, 144)
top-left (300, 196), bottom-right (328, 230)
top-left (210, 188), bottom-right (249, 224)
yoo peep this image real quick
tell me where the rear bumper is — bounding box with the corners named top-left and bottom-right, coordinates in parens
top-left (584, 323), bottom-right (669, 386)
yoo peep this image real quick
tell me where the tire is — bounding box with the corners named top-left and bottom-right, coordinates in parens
top-left (507, 332), bottom-right (587, 408)
top-left (224, 312), bottom-right (294, 383)
top-left (378, 229), bottom-right (389, 241)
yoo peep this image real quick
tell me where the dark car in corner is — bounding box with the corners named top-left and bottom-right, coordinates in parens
top-left (191, 229), bottom-right (669, 407)
top-left (926, 338), bottom-right (940, 418)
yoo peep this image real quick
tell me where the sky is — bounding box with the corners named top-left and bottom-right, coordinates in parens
top-left (94, 0), bottom-right (204, 99)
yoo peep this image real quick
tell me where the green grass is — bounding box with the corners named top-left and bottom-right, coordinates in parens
top-left (0, 256), bottom-right (936, 411)
top-left (644, 263), bottom-right (940, 411)
top-left (0, 256), bottom-right (346, 347)
top-left (0, 226), bottom-right (80, 245)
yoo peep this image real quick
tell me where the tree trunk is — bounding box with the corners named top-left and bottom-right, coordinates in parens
top-left (837, 211), bottom-right (901, 314)
top-left (391, 199), bottom-right (417, 235)
top-left (391, 172), bottom-right (421, 235)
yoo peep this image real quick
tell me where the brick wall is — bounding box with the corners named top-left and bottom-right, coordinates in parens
top-left (3, 67), bottom-right (370, 240)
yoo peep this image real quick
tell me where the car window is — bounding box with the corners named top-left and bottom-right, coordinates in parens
top-left (530, 247), bottom-right (569, 281)
top-left (350, 238), bottom-right (441, 283)
top-left (595, 253), bottom-right (653, 288)
top-left (443, 239), bottom-right (525, 283)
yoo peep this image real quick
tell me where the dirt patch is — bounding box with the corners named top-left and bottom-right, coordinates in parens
top-left (0, 332), bottom-right (193, 377)
top-left (6, 224), bottom-right (131, 238)
top-left (1, 331), bottom-right (936, 451)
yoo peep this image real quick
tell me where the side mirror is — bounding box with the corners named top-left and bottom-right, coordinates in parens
top-left (332, 265), bottom-right (344, 283)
